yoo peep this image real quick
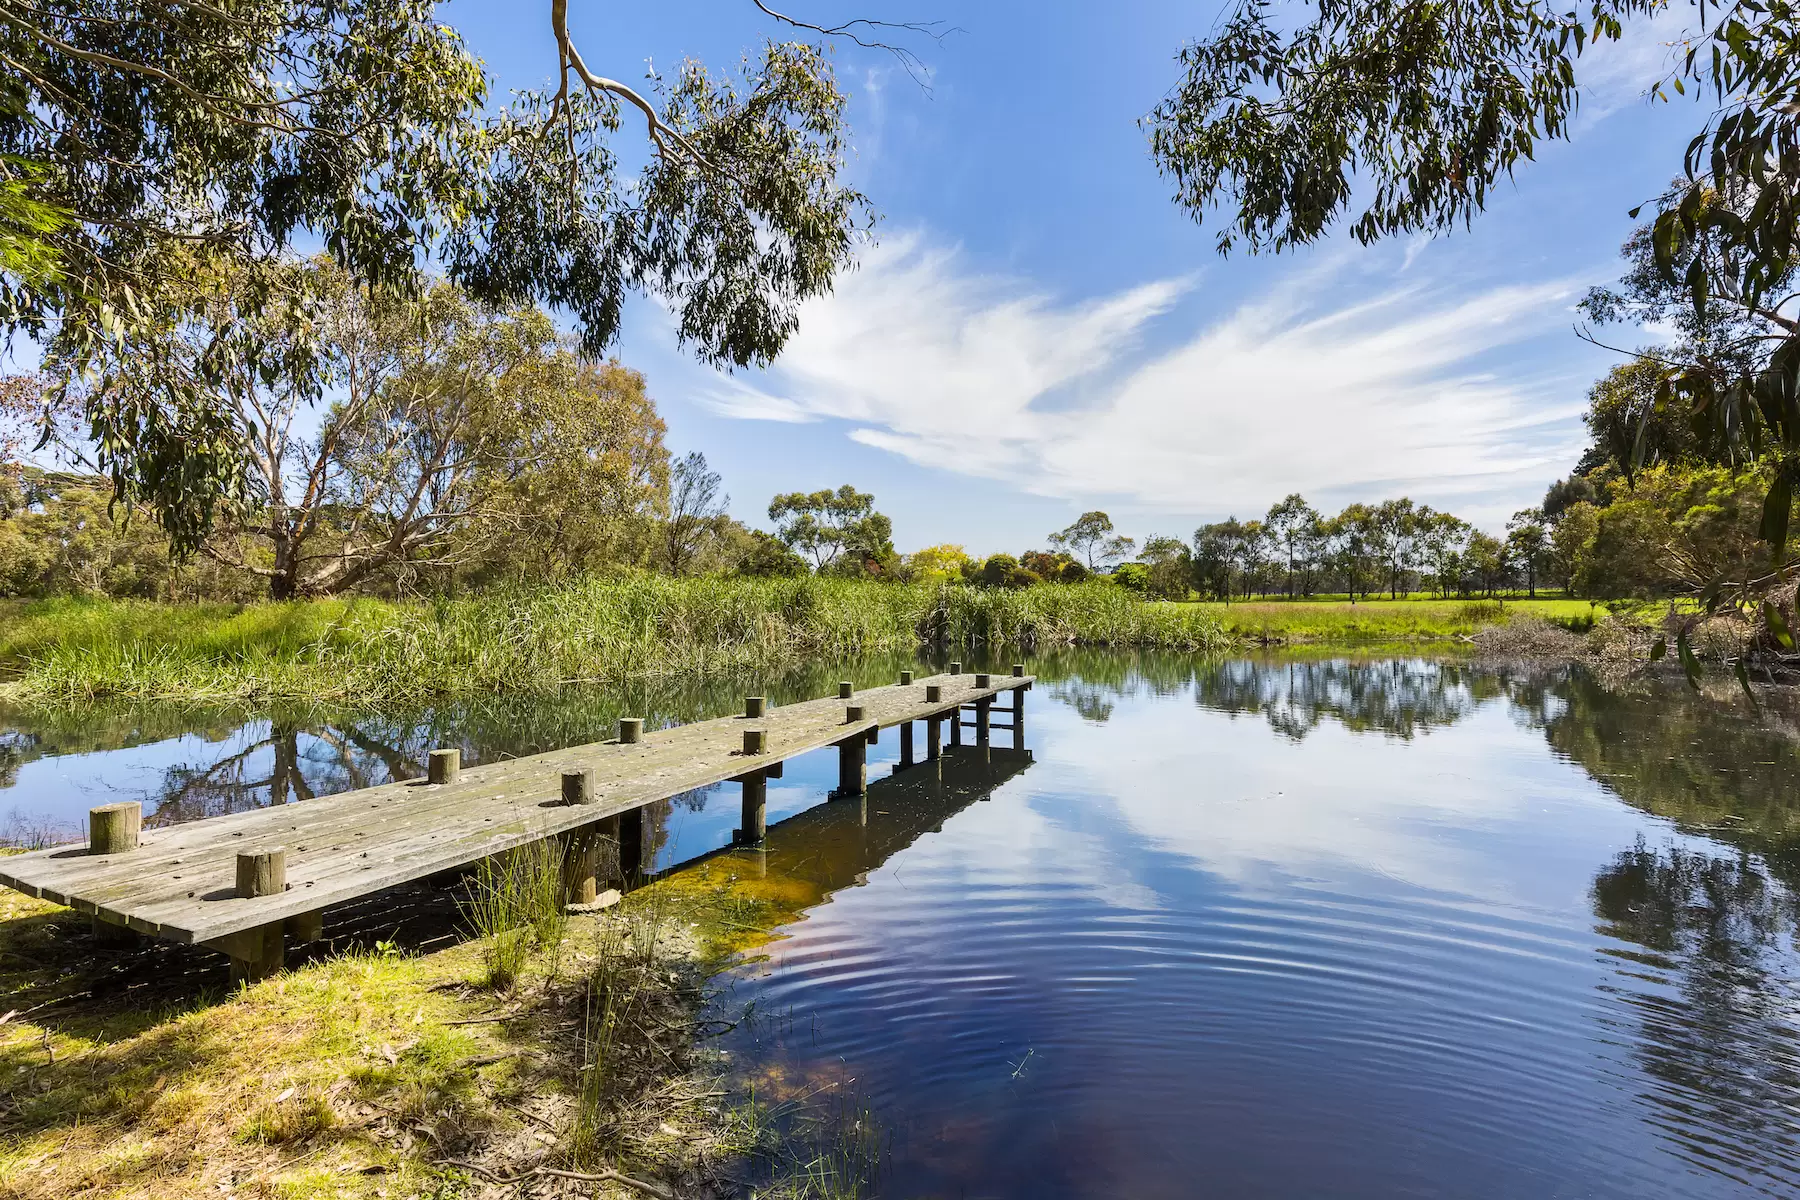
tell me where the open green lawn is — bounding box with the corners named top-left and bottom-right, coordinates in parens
top-left (1168, 596), bottom-right (1610, 642)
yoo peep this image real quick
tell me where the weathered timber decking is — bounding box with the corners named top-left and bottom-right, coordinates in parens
top-left (0, 671), bottom-right (1032, 957)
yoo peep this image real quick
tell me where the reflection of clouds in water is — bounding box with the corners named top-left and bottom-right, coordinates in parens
top-left (1030, 668), bottom-right (1626, 909)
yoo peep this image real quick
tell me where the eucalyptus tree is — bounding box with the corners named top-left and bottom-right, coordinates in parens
top-left (1192, 520), bottom-right (1238, 600)
top-left (1419, 510), bottom-right (1471, 597)
top-left (2, 0), bottom-right (883, 551)
top-left (768, 484), bottom-right (892, 571)
top-left (1145, 0), bottom-right (1800, 558)
top-left (1373, 498), bottom-right (1420, 598)
top-left (1050, 511), bottom-right (1137, 571)
top-left (662, 452), bottom-right (730, 576)
top-left (1506, 509), bottom-right (1553, 596)
top-left (1264, 492), bottom-right (1318, 598)
top-left (77, 261), bottom-right (670, 598)
top-left (1333, 504), bottom-right (1380, 601)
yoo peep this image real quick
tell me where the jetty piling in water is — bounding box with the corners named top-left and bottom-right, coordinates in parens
top-left (0, 671), bottom-right (1031, 981)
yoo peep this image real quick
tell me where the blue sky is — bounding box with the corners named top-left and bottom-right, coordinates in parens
top-left (457, 2), bottom-right (1690, 555)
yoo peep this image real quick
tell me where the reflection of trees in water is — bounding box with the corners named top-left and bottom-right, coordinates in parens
top-left (1197, 658), bottom-right (1492, 741)
top-left (1509, 666), bottom-right (1800, 1180)
top-left (1038, 652), bottom-right (1487, 740)
top-left (1510, 667), bottom-right (1800, 892)
top-left (1593, 841), bottom-right (1800, 1182)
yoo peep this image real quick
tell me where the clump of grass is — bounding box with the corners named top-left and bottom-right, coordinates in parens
top-left (570, 896), bottom-right (679, 1168)
top-left (234, 1089), bottom-right (337, 1145)
top-left (466, 841), bottom-right (568, 991)
top-left (1457, 599), bottom-right (1505, 622)
top-left (728, 1086), bottom-right (886, 1200)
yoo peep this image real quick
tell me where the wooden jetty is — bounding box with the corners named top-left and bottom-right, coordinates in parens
top-left (0, 666), bottom-right (1032, 981)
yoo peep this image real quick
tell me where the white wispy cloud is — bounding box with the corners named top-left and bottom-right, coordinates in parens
top-left (700, 232), bottom-right (1594, 528)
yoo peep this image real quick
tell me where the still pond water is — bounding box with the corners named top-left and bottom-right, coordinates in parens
top-left (4, 653), bottom-right (1800, 1198)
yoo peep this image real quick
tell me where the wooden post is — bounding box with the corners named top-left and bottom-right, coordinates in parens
top-left (1012, 663), bottom-right (1025, 677)
top-left (835, 736), bottom-right (866, 799)
top-left (618, 805), bottom-right (648, 884)
top-left (745, 696), bottom-right (766, 718)
top-left (618, 717), bottom-right (644, 744)
top-left (286, 911), bottom-right (325, 942)
top-left (738, 770), bottom-right (767, 844)
top-left (950, 661), bottom-right (962, 675)
top-left (838, 681), bottom-right (854, 699)
top-left (236, 849), bottom-right (286, 898)
top-left (899, 721), bottom-right (914, 767)
top-left (88, 802), bottom-right (140, 855)
top-left (976, 672), bottom-right (990, 688)
top-left (900, 669), bottom-right (914, 685)
top-left (227, 924), bottom-right (285, 984)
top-left (560, 826), bottom-right (602, 906)
top-left (1014, 684), bottom-right (1026, 750)
top-left (743, 728), bottom-right (767, 756)
top-left (228, 848), bottom-right (287, 983)
top-left (428, 748), bottom-right (460, 785)
top-left (90, 915), bottom-right (138, 946)
top-left (950, 704), bottom-right (962, 746)
top-left (562, 768), bottom-right (595, 806)
top-left (927, 715), bottom-right (941, 760)
top-left (846, 703), bottom-right (864, 723)
top-left (925, 684), bottom-right (942, 704)
top-left (559, 768), bottom-right (601, 903)
top-left (976, 696), bottom-right (992, 746)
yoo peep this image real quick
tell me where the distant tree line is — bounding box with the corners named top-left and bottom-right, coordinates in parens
top-left (1143, 498), bottom-right (1552, 602)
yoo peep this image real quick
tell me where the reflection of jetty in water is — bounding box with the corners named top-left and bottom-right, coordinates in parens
top-left (726, 746), bottom-right (1037, 899)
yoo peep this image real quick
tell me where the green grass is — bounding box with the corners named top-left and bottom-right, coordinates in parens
top-left (1173, 596), bottom-right (1607, 642)
top-left (0, 577), bottom-right (1233, 706)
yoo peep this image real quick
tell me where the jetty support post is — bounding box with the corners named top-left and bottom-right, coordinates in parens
top-left (975, 674), bottom-right (993, 747)
top-left (220, 849), bottom-right (288, 983)
top-left (898, 721), bottom-right (914, 769)
top-left (599, 804), bottom-right (651, 889)
top-left (737, 728), bottom-right (769, 844)
top-left (834, 705), bottom-right (867, 799)
top-left (428, 748), bottom-right (460, 785)
top-left (924, 684), bottom-right (943, 760)
top-left (1014, 679), bottom-right (1027, 750)
top-left (86, 802), bottom-right (143, 944)
top-left (558, 768), bottom-right (606, 906)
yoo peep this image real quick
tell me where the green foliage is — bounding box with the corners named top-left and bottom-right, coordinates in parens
top-left (6, 3), bottom-right (868, 550)
top-left (1111, 562), bottom-right (1151, 592)
top-left (738, 531), bottom-right (812, 578)
top-left (971, 553), bottom-right (1039, 589)
top-left (1146, 0), bottom-right (1611, 253)
top-left (1018, 549), bottom-right (1086, 583)
top-left (1556, 463), bottom-right (1781, 598)
top-left (1149, 0), bottom-right (1800, 565)
top-left (768, 485), bottom-right (893, 572)
top-left (903, 544), bottom-right (976, 583)
top-left (1049, 511), bottom-right (1135, 570)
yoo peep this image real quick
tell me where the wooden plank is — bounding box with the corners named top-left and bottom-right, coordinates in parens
top-left (0, 673), bottom-right (1031, 946)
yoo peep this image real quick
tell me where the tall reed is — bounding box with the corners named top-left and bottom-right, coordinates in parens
top-left (464, 841), bottom-right (567, 991)
top-left (1, 577), bottom-right (1234, 706)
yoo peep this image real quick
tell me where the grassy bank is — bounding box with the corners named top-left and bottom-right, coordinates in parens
top-left (0, 577), bottom-right (1233, 707)
top-left (1177, 597), bottom-right (1604, 642)
top-left (0, 846), bottom-right (872, 1200)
